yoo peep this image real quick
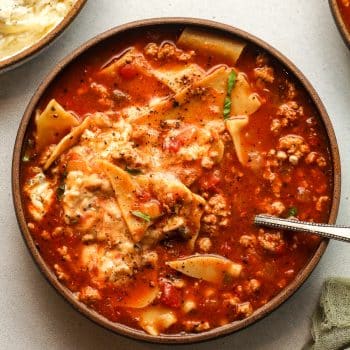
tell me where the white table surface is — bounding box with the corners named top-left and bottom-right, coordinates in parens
top-left (1, 0), bottom-right (350, 349)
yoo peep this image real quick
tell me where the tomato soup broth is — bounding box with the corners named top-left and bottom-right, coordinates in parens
top-left (21, 26), bottom-right (333, 335)
top-left (337, 0), bottom-right (350, 32)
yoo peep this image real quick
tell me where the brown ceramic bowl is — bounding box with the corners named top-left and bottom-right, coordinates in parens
top-left (0, 0), bottom-right (87, 73)
top-left (12, 18), bottom-right (341, 344)
top-left (329, 0), bottom-right (350, 49)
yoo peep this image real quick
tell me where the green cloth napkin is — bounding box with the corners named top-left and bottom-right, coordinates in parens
top-left (309, 277), bottom-right (350, 350)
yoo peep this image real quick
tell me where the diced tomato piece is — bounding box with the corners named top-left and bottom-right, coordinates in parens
top-left (160, 282), bottom-right (181, 308)
top-left (163, 126), bottom-right (197, 153)
top-left (119, 63), bottom-right (138, 79)
top-left (199, 172), bottom-right (221, 190)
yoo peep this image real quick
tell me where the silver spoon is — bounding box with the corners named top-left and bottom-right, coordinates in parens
top-left (254, 214), bottom-right (350, 243)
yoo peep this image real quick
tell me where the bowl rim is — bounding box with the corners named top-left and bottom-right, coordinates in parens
top-left (329, 0), bottom-right (350, 49)
top-left (12, 17), bottom-right (341, 344)
top-left (0, 0), bottom-right (87, 72)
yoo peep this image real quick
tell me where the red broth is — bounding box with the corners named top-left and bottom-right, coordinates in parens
top-left (337, 0), bottom-right (350, 32)
top-left (20, 27), bottom-right (333, 335)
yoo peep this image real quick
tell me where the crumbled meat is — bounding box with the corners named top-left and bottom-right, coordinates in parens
top-left (258, 229), bottom-right (285, 253)
top-left (317, 157), bottom-right (327, 168)
top-left (271, 101), bottom-right (303, 134)
top-left (256, 53), bottom-right (268, 67)
top-left (201, 156), bottom-right (215, 169)
top-left (305, 152), bottom-right (327, 168)
top-left (278, 134), bottom-right (310, 159)
top-left (143, 43), bottom-right (158, 57)
top-left (260, 200), bottom-right (286, 215)
top-left (305, 152), bottom-right (317, 164)
top-left (276, 150), bottom-right (287, 160)
top-left (57, 245), bottom-right (71, 262)
top-left (277, 101), bottom-right (303, 122)
top-left (54, 264), bottom-right (68, 281)
top-left (198, 237), bottom-right (212, 252)
top-left (202, 194), bottom-right (230, 234)
top-left (235, 302), bottom-right (253, 318)
top-left (244, 279), bottom-right (261, 294)
top-left (41, 230), bottom-right (50, 240)
top-left (289, 154), bottom-right (299, 165)
top-left (316, 196), bottom-right (329, 212)
top-left (144, 42), bottom-right (195, 62)
top-left (262, 164), bottom-right (283, 197)
top-left (90, 82), bottom-right (114, 108)
top-left (222, 293), bottom-right (240, 307)
top-left (270, 118), bottom-right (283, 135)
top-left (52, 226), bottom-right (63, 237)
top-left (112, 89), bottom-right (130, 102)
top-left (239, 235), bottom-right (257, 248)
top-left (78, 286), bottom-right (101, 303)
top-left (254, 66), bottom-right (274, 83)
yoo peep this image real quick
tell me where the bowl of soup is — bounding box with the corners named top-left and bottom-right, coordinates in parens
top-left (330, 0), bottom-right (350, 48)
top-left (12, 18), bottom-right (341, 343)
top-left (0, 0), bottom-right (86, 73)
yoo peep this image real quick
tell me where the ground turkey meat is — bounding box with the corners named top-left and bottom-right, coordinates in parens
top-left (258, 229), bottom-right (285, 253)
top-left (78, 286), bottom-right (102, 303)
top-left (277, 134), bottom-right (310, 159)
top-left (144, 42), bottom-right (195, 62)
top-left (271, 101), bottom-right (303, 134)
top-left (201, 194), bottom-right (230, 235)
top-left (254, 66), bottom-right (274, 83)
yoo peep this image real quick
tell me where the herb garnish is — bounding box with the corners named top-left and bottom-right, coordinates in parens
top-left (287, 206), bottom-right (298, 217)
top-left (227, 70), bottom-right (237, 94)
top-left (223, 96), bottom-right (232, 119)
top-left (131, 210), bottom-right (151, 222)
top-left (125, 167), bottom-right (142, 175)
top-left (223, 70), bottom-right (237, 120)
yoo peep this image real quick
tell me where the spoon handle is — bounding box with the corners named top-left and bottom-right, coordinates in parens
top-left (254, 215), bottom-right (350, 243)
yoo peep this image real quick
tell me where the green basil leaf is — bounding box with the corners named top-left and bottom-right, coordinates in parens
top-left (223, 96), bottom-right (232, 119)
top-left (131, 210), bottom-right (151, 223)
top-left (222, 70), bottom-right (236, 120)
top-left (287, 206), bottom-right (298, 217)
top-left (227, 70), bottom-right (237, 95)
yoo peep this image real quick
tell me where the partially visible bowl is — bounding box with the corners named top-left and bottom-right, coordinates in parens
top-left (0, 0), bottom-right (87, 73)
top-left (329, 0), bottom-right (350, 49)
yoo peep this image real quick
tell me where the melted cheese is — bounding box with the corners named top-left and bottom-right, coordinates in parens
top-left (24, 167), bottom-right (54, 221)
